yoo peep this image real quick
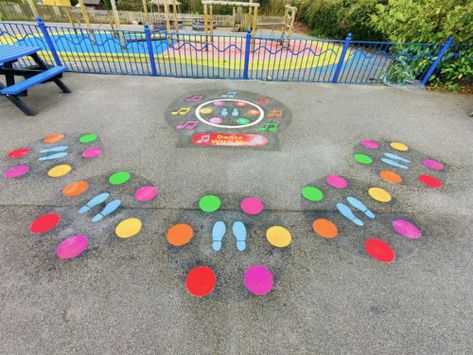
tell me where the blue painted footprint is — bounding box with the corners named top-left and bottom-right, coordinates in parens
top-left (232, 221), bottom-right (247, 252)
top-left (79, 192), bottom-right (110, 214)
top-left (231, 108), bottom-right (239, 117)
top-left (336, 202), bottom-right (364, 227)
top-left (91, 199), bottom-right (121, 222)
top-left (212, 221), bottom-right (226, 251)
top-left (347, 196), bottom-right (375, 219)
top-left (221, 108), bottom-right (229, 117)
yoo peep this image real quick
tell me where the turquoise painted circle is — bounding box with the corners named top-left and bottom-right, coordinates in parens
top-left (354, 153), bottom-right (373, 165)
top-left (302, 186), bottom-right (324, 202)
top-left (199, 195), bottom-right (221, 213)
top-left (237, 118), bottom-right (251, 125)
top-left (79, 134), bottom-right (98, 143)
top-left (109, 171), bottom-right (131, 185)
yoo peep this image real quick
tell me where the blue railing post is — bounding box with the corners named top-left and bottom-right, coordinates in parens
top-left (332, 33), bottom-right (352, 83)
top-left (243, 29), bottom-right (252, 80)
top-left (144, 24), bottom-right (158, 76)
top-left (36, 17), bottom-right (62, 66)
top-left (420, 36), bottom-right (453, 86)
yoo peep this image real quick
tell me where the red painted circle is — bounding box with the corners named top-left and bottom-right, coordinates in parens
top-left (30, 213), bottom-right (60, 234)
top-left (418, 174), bottom-right (442, 189)
top-left (185, 266), bottom-right (216, 297)
top-left (7, 148), bottom-right (30, 159)
top-left (365, 238), bottom-right (395, 263)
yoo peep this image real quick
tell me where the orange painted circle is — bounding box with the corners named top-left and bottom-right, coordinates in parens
top-left (312, 218), bottom-right (338, 238)
top-left (167, 224), bottom-right (193, 246)
top-left (380, 170), bottom-right (402, 184)
top-left (63, 181), bottom-right (89, 197)
top-left (43, 134), bottom-right (65, 144)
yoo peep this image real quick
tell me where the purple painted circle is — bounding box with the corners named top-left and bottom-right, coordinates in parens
top-left (392, 219), bottom-right (421, 239)
top-left (56, 235), bottom-right (88, 260)
top-left (244, 265), bottom-right (274, 296)
top-left (326, 175), bottom-right (348, 189)
top-left (4, 165), bottom-right (30, 179)
top-left (134, 185), bottom-right (158, 202)
top-left (241, 196), bottom-right (264, 215)
top-left (214, 101), bottom-right (226, 107)
top-left (361, 140), bottom-right (379, 149)
top-left (82, 147), bottom-right (102, 159)
top-left (209, 117), bottom-right (223, 124)
top-left (423, 159), bottom-right (444, 171)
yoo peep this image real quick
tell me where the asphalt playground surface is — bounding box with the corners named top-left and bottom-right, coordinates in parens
top-left (1, 74), bottom-right (473, 354)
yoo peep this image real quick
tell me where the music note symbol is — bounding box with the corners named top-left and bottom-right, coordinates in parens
top-left (222, 91), bottom-right (237, 98)
top-left (259, 122), bottom-right (279, 132)
top-left (171, 107), bottom-right (191, 116)
top-left (196, 134), bottom-right (210, 144)
top-left (176, 120), bottom-right (199, 130)
top-left (267, 108), bottom-right (283, 118)
top-left (255, 97), bottom-right (270, 105)
top-left (185, 95), bottom-right (203, 102)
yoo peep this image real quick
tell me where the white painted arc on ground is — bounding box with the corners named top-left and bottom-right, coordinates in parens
top-left (195, 99), bottom-right (265, 129)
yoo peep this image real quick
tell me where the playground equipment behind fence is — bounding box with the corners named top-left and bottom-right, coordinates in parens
top-left (0, 18), bottom-right (471, 85)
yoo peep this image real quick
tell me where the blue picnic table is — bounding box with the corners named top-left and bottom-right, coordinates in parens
top-left (0, 45), bottom-right (70, 116)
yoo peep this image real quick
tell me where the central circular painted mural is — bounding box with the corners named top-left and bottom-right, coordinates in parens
top-left (165, 90), bottom-right (292, 149)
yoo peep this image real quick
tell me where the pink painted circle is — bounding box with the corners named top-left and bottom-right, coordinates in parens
top-left (236, 101), bottom-right (248, 108)
top-left (392, 219), bottom-right (421, 239)
top-left (134, 185), bottom-right (158, 202)
top-left (56, 235), bottom-right (88, 260)
top-left (361, 140), bottom-right (379, 149)
top-left (326, 175), bottom-right (348, 189)
top-left (4, 165), bottom-right (30, 179)
top-left (209, 117), bottom-right (223, 124)
top-left (213, 101), bottom-right (226, 107)
top-left (82, 147), bottom-right (102, 159)
top-left (241, 196), bottom-right (264, 215)
top-left (244, 265), bottom-right (274, 296)
top-left (422, 159), bottom-right (444, 171)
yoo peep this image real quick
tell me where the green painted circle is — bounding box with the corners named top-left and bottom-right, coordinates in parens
top-left (237, 118), bottom-right (251, 125)
top-left (108, 171), bottom-right (131, 185)
top-left (79, 134), bottom-right (98, 143)
top-left (354, 153), bottom-right (373, 165)
top-left (302, 186), bottom-right (324, 202)
top-left (199, 195), bottom-right (221, 213)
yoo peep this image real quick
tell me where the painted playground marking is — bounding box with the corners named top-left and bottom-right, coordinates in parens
top-left (166, 193), bottom-right (292, 297)
top-left (3, 133), bottom-right (103, 180)
top-left (165, 90), bottom-right (292, 149)
top-left (302, 138), bottom-right (447, 263)
top-left (27, 170), bottom-right (158, 260)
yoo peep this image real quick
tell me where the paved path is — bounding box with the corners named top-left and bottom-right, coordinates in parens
top-left (0, 75), bottom-right (472, 354)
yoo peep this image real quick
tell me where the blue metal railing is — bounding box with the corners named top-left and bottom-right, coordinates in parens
top-left (0, 18), bottom-right (470, 86)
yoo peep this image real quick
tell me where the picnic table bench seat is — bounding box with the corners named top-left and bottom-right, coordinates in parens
top-left (0, 45), bottom-right (71, 116)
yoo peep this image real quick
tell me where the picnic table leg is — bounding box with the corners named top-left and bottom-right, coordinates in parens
top-left (31, 53), bottom-right (71, 94)
top-left (2, 62), bottom-right (27, 96)
top-left (0, 83), bottom-right (35, 116)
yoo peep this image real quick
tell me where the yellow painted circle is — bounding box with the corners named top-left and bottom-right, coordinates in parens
top-left (115, 218), bottom-right (142, 239)
top-left (368, 187), bottom-right (392, 203)
top-left (390, 141), bottom-right (409, 151)
top-left (47, 164), bottom-right (72, 177)
top-left (199, 107), bottom-right (213, 115)
top-left (266, 226), bottom-right (292, 248)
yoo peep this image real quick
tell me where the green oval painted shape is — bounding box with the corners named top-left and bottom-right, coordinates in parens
top-left (109, 171), bottom-right (131, 185)
top-left (237, 118), bottom-right (251, 125)
top-left (302, 186), bottom-right (324, 202)
top-left (79, 134), bottom-right (98, 143)
top-left (354, 153), bottom-right (373, 165)
top-left (199, 194), bottom-right (221, 213)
